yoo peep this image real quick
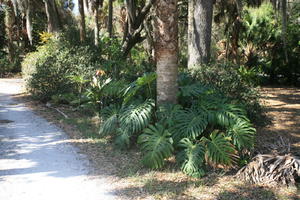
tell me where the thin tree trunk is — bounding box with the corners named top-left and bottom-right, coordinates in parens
top-left (94, 2), bottom-right (99, 46)
top-left (154, 0), bottom-right (178, 105)
top-left (78, 0), bottom-right (86, 42)
top-left (44, 0), bottom-right (61, 33)
top-left (281, 0), bottom-right (288, 64)
top-left (108, 0), bottom-right (113, 37)
top-left (25, 0), bottom-right (33, 45)
top-left (188, 0), bottom-right (213, 68)
top-left (5, 0), bottom-right (15, 63)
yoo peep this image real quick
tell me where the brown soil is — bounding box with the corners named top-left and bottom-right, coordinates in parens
top-left (256, 86), bottom-right (300, 156)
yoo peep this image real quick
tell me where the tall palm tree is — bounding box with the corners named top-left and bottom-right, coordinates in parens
top-left (154, 0), bottom-right (178, 105)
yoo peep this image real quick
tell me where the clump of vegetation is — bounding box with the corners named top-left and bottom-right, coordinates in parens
top-left (94, 73), bottom-right (256, 177)
top-left (22, 34), bottom-right (100, 101)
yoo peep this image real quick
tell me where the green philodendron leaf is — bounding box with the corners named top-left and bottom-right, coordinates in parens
top-left (138, 124), bottom-right (174, 169)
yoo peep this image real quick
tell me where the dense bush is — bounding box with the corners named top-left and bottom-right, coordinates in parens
top-left (183, 64), bottom-right (262, 122)
top-left (241, 2), bottom-right (300, 84)
top-left (22, 34), bottom-right (100, 101)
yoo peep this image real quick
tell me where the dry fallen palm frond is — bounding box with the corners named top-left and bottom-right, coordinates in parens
top-left (236, 154), bottom-right (300, 186)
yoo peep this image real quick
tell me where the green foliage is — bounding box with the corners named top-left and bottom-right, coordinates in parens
top-left (241, 2), bottom-right (300, 84)
top-left (178, 138), bottom-right (205, 178)
top-left (187, 64), bottom-right (262, 122)
top-left (202, 131), bottom-right (237, 166)
top-left (226, 120), bottom-right (256, 150)
top-left (99, 99), bottom-right (155, 148)
top-left (123, 72), bottom-right (156, 103)
top-left (171, 108), bottom-right (208, 142)
top-left (138, 124), bottom-right (174, 169)
top-left (22, 36), bottom-right (100, 101)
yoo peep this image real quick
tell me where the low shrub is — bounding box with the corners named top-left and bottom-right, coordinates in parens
top-left (185, 63), bottom-right (263, 122)
top-left (22, 35), bottom-right (100, 101)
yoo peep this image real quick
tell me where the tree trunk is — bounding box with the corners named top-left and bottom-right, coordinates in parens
top-left (188, 0), bottom-right (213, 68)
top-left (108, 0), bottom-right (113, 38)
top-left (25, 0), bottom-right (33, 45)
top-left (5, 0), bottom-right (15, 63)
top-left (78, 0), bottom-right (86, 42)
top-left (94, 1), bottom-right (100, 46)
top-left (44, 0), bottom-right (61, 33)
top-left (154, 0), bottom-right (178, 105)
top-left (281, 0), bottom-right (288, 64)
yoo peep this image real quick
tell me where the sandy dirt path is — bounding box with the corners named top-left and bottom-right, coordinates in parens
top-left (257, 87), bottom-right (300, 155)
top-left (0, 79), bottom-right (115, 200)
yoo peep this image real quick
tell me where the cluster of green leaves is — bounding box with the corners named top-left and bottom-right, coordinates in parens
top-left (22, 34), bottom-right (101, 101)
top-left (180, 65), bottom-right (263, 123)
top-left (97, 73), bottom-right (256, 178)
top-left (241, 2), bottom-right (300, 84)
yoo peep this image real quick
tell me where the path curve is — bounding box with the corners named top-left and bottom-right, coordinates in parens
top-left (0, 79), bottom-right (115, 200)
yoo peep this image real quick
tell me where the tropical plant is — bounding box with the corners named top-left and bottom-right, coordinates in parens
top-left (99, 99), bottom-right (155, 149)
top-left (138, 124), bottom-right (174, 169)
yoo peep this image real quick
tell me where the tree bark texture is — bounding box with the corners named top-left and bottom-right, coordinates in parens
top-left (188, 0), bottom-right (213, 68)
top-left (154, 0), bottom-right (178, 105)
top-left (122, 0), bottom-right (155, 57)
top-left (78, 0), bottom-right (86, 42)
top-left (44, 0), bottom-right (61, 33)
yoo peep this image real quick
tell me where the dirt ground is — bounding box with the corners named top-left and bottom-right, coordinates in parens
top-left (10, 84), bottom-right (300, 200)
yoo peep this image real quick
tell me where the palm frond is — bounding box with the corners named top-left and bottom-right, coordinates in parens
top-left (178, 138), bottom-right (206, 177)
top-left (226, 120), bottom-right (256, 150)
top-left (138, 124), bottom-right (174, 169)
top-left (202, 131), bottom-right (238, 166)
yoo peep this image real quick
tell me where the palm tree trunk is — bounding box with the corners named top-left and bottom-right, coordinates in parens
top-left (78, 0), bottom-right (86, 42)
top-left (154, 0), bottom-right (178, 105)
top-left (188, 0), bottom-right (213, 68)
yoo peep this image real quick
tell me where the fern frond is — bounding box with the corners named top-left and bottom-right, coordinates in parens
top-left (202, 131), bottom-right (238, 166)
top-left (178, 138), bottom-right (205, 177)
top-left (120, 99), bottom-right (155, 134)
top-left (226, 120), bottom-right (256, 150)
top-left (172, 108), bottom-right (208, 142)
top-left (138, 124), bottom-right (174, 169)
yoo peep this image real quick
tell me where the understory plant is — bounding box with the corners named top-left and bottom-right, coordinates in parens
top-left (98, 72), bottom-right (256, 177)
